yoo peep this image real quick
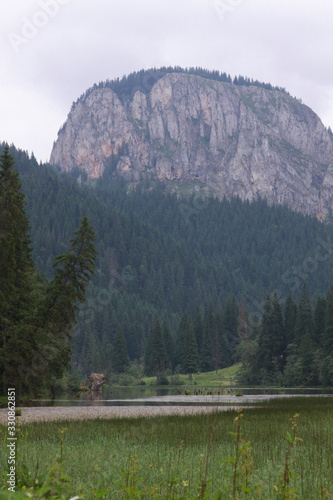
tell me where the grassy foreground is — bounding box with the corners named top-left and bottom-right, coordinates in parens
top-left (0, 397), bottom-right (332, 499)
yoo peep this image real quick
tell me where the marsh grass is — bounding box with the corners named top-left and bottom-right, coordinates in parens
top-left (0, 397), bottom-right (332, 498)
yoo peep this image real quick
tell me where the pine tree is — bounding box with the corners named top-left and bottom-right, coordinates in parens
top-left (258, 293), bottom-right (284, 381)
top-left (193, 306), bottom-right (203, 353)
top-left (175, 312), bottom-right (189, 369)
top-left (313, 295), bottom-right (326, 347)
top-left (0, 147), bottom-right (97, 394)
top-left (182, 320), bottom-right (199, 379)
top-left (86, 328), bottom-right (102, 373)
top-left (298, 328), bottom-right (317, 386)
top-left (40, 216), bottom-right (97, 333)
top-left (316, 287), bottom-right (333, 385)
top-left (111, 326), bottom-right (129, 373)
top-left (162, 320), bottom-right (174, 371)
top-left (223, 297), bottom-right (240, 361)
top-left (284, 295), bottom-right (297, 346)
top-left (294, 284), bottom-right (313, 345)
top-left (32, 216), bottom-right (97, 388)
top-left (213, 324), bottom-right (221, 375)
top-left (0, 146), bottom-right (40, 393)
top-left (144, 316), bottom-right (168, 379)
top-left (200, 304), bottom-right (215, 372)
top-left (215, 307), bottom-right (232, 368)
top-left (323, 286), bottom-right (333, 352)
top-left (237, 301), bottom-right (248, 342)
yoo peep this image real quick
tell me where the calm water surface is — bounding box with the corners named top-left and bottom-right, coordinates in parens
top-left (24, 386), bottom-right (333, 407)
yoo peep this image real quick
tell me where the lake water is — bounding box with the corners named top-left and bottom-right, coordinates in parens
top-left (24, 386), bottom-right (333, 407)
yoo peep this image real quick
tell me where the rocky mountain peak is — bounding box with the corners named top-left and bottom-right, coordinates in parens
top-left (50, 71), bottom-right (333, 217)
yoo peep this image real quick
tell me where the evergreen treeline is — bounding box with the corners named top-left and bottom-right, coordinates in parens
top-left (239, 285), bottom-right (333, 386)
top-left (67, 66), bottom-right (289, 119)
top-left (143, 298), bottom-right (239, 380)
top-left (2, 144), bottom-right (333, 385)
top-left (94, 169), bottom-right (333, 306)
top-left (0, 147), bottom-right (96, 395)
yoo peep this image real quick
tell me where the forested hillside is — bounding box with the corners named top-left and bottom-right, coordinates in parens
top-left (94, 168), bottom-right (333, 305)
top-left (4, 143), bottom-right (333, 382)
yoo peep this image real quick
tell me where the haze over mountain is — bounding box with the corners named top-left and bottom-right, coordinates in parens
top-left (51, 68), bottom-right (333, 218)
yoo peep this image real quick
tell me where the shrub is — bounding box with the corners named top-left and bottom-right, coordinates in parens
top-left (158, 375), bottom-right (169, 386)
top-left (117, 374), bottom-right (134, 386)
top-left (128, 365), bottom-right (140, 379)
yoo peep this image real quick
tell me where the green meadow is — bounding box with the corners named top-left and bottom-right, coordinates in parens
top-left (0, 396), bottom-right (332, 499)
top-left (140, 364), bottom-right (241, 388)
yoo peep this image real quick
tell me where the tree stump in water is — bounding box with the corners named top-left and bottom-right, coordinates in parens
top-left (85, 373), bottom-right (108, 393)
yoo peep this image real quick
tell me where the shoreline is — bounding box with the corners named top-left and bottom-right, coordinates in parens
top-left (0, 405), bottom-right (249, 424)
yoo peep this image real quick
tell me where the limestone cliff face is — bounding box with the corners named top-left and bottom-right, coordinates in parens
top-left (50, 73), bottom-right (333, 216)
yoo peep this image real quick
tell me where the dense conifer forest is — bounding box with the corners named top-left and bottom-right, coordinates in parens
top-left (1, 143), bottom-right (333, 389)
top-left (0, 146), bottom-right (96, 395)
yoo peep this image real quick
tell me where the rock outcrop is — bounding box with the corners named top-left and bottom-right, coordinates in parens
top-left (50, 72), bottom-right (333, 217)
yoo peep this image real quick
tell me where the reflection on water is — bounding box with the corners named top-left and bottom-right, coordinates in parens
top-left (84, 390), bottom-right (105, 406)
top-left (24, 386), bottom-right (333, 407)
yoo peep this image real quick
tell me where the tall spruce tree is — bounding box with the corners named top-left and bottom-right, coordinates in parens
top-left (0, 146), bottom-right (40, 393)
top-left (0, 147), bottom-right (97, 394)
top-left (317, 286), bottom-right (333, 385)
top-left (215, 307), bottom-right (232, 368)
top-left (284, 295), bottom-right (297, 346)
top-left (258, 293), bottom-right (284, 381)
top-left (223, 297), bottom-right (240, 361)
top-left (294, 284), bottom-right (313, 345)
top-left (182, 320), bottom-right (199, 379)
top-left (313, 295), bottom-right (326, 347)
top-left (162, 320), bottom-right (174, 371)
top-left (237, 302), bottom-right (248, 342)
top-left (33, 216), bottom-right (97, 389)
top-left (175, 312), bottom-right (189, 369)
top-left (193, 306), bottom-right (203, 353)
top-left (111, 326), bottom-right (129, 373)
top-left (200, 304), bottom-right (215, 371)
top-left (283, 294), bottom-right (298, 369)
top-left (323, 286), bottom-right (333, 352)
top-left (40, 216), bottom-right (97, 332)
top-left (298, 328), bottom-right (317, 386)
top-left (144, 316), bottom-right (168, 379)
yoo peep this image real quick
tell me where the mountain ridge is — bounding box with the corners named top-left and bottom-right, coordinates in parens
top-left (50, 70), bottom-right (333, 217)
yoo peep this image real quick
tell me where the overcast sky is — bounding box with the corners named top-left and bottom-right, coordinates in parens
top-left (2, 0), bottom-right (333, 162)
